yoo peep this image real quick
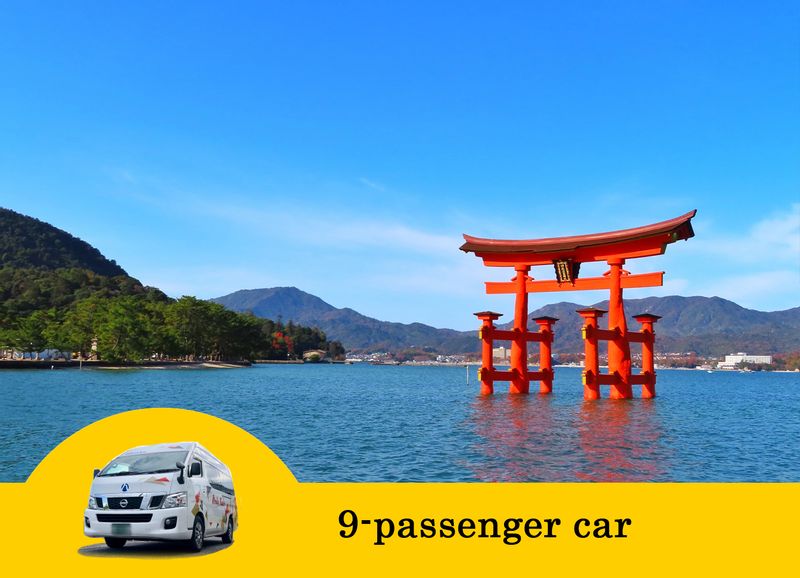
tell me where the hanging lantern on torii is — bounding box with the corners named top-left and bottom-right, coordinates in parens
top-left (461, 210), bottom-right (696, 399)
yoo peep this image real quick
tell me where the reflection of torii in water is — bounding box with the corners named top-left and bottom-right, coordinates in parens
top-left (461, 210), bottom-right (696, 400)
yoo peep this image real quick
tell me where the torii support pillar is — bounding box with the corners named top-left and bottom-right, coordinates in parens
top-left (533, 316), bottom-right (557, 394)
top-left (578, 308), bottom-right (605, 400)
top-left (474, 311), bottom-right (557, 395)
top-left (475, 311), bottom-right (502, 395)
top-left (633, 313), bottom-right (661, 399)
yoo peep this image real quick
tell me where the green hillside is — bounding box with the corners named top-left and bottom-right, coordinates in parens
top-left (0, 208), bottom-right (126, 276)
top-left (0, 208), bottom-right (344, 362)
top-left (0, 207), bottom-right (158, 324)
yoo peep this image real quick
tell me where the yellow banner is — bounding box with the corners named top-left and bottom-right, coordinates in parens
top-left (1, 409), bottom-right (795, 575)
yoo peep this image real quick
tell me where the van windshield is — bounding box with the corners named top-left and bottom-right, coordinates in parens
top-left (98, 450), bottom-right (189, 477)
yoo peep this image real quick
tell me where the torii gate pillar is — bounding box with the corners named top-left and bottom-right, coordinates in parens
top-left (607, 258), bottom-right (632, 399)
top-left (510, 265), bottom-right (531, 394)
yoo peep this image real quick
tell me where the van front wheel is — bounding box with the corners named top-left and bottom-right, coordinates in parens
top-left (222, 517), bottom-right (234, 544)
top-left (104, 537), bottom-right (126, 549)
top-left (188, 515), bottom-right (205, 552)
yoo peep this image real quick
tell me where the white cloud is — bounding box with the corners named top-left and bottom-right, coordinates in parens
top-left (364, 257), bottom-right (489, 297)
top-left (138, 265), bottom-right (279, 299)
top-left (100, 172), bottom-right (458, 259)
top-left (687, 203), bottom-right (800, 264)
top-left (693, 270), bottom-right (799, 308)
top-left (323, 221), bottom-right (456, 256)
top-left (670, 203), bottom-right (800, 310)
top-left (358, 177), bottom-right (386, 192)
top-left (186, 198), bottom-right (459, 257)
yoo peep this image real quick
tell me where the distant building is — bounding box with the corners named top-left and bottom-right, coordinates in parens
top-left (717, 352), bottom-right (772, 370)
top-left (302, 349), bottom-right (327, 362)
top-left (492, 346), bottom-right (509, 362)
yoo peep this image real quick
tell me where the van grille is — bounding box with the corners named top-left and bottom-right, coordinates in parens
top-left (107, 497), bottom-right (143, 509)
top-left (97, 513), bottom-right (152, 523)
top-left (148, 495), bottom-right (164, 508)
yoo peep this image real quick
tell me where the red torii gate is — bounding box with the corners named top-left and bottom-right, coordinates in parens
top-left (461, 210), bottom-right (696, 399)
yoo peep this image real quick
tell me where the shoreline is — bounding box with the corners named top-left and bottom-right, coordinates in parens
top-left (1, 359), bottom-right (795, 373)
top-left (0, 359), bottom-right (251, 370)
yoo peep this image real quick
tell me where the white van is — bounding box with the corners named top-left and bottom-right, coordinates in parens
top-left (84, 442), bottom-right (237, 551)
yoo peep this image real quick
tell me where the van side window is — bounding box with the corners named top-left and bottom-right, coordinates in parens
top-left (207, 464), bottom-right (235, 496)
top-left (191, 459), bottom-right (203, 477)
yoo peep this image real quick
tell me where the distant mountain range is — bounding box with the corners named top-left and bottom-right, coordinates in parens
top-left (211, 287), bottom-right (477, 354)
top-left (502, 297), bottom-right (800, 356)
top-left (212, 287), bottom-right (800, 356)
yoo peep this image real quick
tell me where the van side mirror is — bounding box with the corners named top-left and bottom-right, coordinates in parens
top-left (93, 468), bottom-right (100, 478)
top-left (189, 462), bottom-right (202, 477)
top-left (176, 461), bottom-right (185, 485)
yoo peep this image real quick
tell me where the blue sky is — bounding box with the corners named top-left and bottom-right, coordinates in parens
top-left (1, 1), bottom-right (798, 329)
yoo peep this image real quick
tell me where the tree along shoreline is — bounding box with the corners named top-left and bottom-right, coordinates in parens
top-left (1, 267), bottom-right (347, 363)
top-left (0, 359), bottom-right (252, 369)
top-left (0, 358), bottom-right (353, 369)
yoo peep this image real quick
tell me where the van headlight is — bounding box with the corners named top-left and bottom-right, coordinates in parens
top-left (88, 496), bottom-right (99, 510)
top-left (162, 492), bottom-right (188, 509)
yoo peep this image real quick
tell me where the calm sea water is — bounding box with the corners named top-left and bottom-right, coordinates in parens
top-left (1, 364), bottom-right (798, 482)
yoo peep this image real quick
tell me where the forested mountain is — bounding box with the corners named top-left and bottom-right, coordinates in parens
top-left (0, 208), bottom-right (344, 362)
top-left (214, 287), bottom-right (800, 357)
top-left (0, 208), bottom-right (126, 275)
top-left (0, 207), bottom-right (160, 324)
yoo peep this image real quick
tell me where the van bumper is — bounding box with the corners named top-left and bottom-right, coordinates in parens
top-left (84, 507), bottom-right (193, 541)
